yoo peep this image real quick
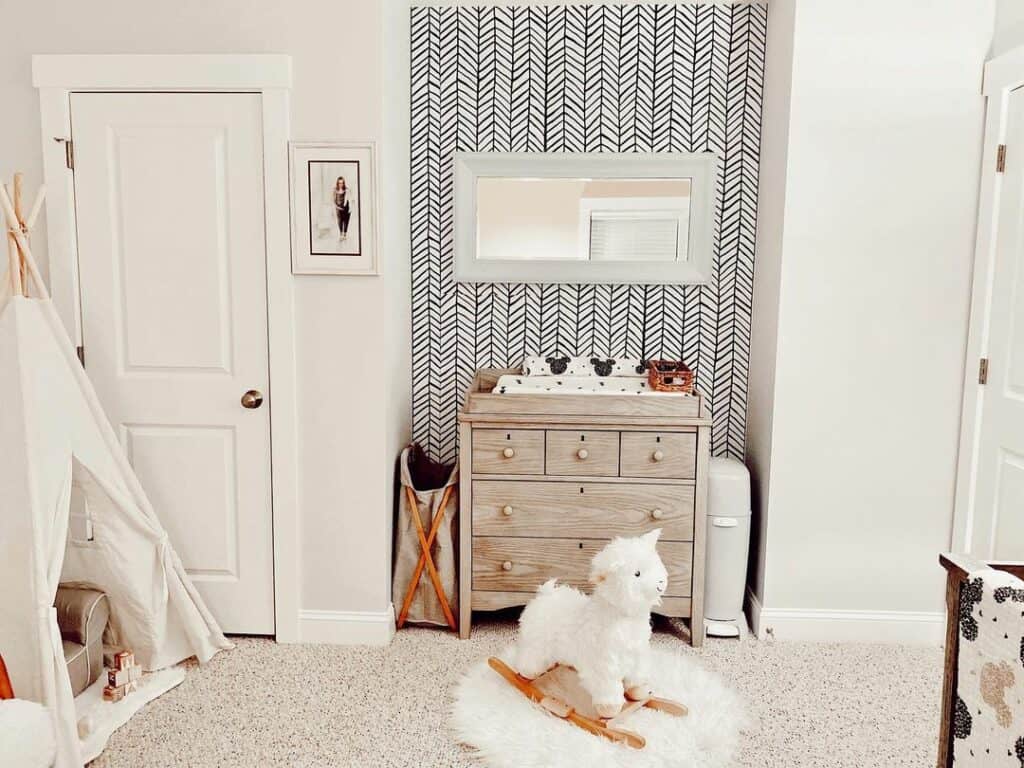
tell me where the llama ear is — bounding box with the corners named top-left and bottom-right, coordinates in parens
top-left (640, 528), bottom-right (662, 548)
top-left (589, 546), bottom-right (624, 584)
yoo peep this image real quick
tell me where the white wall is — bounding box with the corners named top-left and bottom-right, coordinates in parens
top-left (747, 0), bottom-right (994, 641)
top-left (0, 0), bottom-right (411, 640)
top-left (746, 0), bottom-right (796, 605)
top-left (993, 0), bottom-right (1024, 56)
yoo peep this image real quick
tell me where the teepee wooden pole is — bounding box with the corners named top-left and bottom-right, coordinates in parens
top-left (12, 173), bottom-right (26, 295)
top-left (25, 186), bottom-right (46, 230)
top-left (5, 231), bottom-right (20, 297)
top-left (0, 183), bottom-right (46, 299)
top-left (3, 184), bottom-right (23, 298)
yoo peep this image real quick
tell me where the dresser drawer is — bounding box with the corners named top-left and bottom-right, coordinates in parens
top-left (472, 537), bottom-right (692, 597)
top-left (473, 481), bottom-right (694, 540)
top-left (472, 429), bottom-right (545, 474)
top-left (619, 432), bottom-right (696, 479)
top-left (545, 430), bottom-right (619, 476)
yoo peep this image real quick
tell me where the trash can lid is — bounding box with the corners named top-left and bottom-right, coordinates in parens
top-left (708, 457), bottom-right (751, 517)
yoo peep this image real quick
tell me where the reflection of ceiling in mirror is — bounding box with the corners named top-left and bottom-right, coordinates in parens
top-left (476, 177), bottom-right (691, 262)
top-left (581, 178), bottom-right (691, 199)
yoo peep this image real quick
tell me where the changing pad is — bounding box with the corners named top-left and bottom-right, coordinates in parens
top-left (494, 374), bottom-right (688, 396)
top-left (523, 355), bottom-right (649, 378)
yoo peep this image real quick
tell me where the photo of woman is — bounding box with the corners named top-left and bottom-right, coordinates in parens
top-left (334, 176), bottom-right (352, 240)
top-left (308, 160), bottom-right (361, 255)
top-left (290, 141), bottom-right (377, 275)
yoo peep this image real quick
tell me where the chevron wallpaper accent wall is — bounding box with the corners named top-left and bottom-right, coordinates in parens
top-left (410, 3), bottom-right (767, 463)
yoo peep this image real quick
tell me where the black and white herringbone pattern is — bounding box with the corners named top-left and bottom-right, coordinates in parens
top-left (411, 3), bottom-right (767, 462)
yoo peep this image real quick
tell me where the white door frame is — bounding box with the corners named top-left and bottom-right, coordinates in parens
top-left (32, 54), bottom-right (301, 642)
top-left (953, 45), bottom-right (1024, 554)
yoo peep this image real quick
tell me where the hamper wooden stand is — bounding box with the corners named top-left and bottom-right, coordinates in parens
top-left (457, 368), bottom-right (711, 645)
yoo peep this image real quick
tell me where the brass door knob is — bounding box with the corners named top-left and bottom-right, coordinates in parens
top-left (577, 448), bottom-right (589, 460)
top-left (502, 560), bottom-right (513, 571)
top-left (241, 389), bottom-right (264, 409)
top-left (502, 447), bottom-right (515, 459)
top-left (651, 508), bottom-right (665, 520)
top-left (652, 449), bottom-right (665, 462)
top-left (502, 505), bottom-right (514, 516)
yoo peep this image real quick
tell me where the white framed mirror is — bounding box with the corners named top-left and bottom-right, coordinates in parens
top-left (453, 152), bottom-right (718, 284)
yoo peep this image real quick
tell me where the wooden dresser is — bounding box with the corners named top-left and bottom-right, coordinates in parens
top-left (457, 369), bottom-right (711, 646)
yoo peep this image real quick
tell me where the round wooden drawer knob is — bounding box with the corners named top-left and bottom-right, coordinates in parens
top-left (652, 450), bottom-right (665, 462)
top-left (502, 447), bottom-right (515, 458)
top-left (502, 505), bottom-right (514, 516)
top-left (651, 508), bottom-right (665, 520)
top-left (502, 560), bottom-right (513, 571)
top-left (577, 448), bottom-right (589, 460)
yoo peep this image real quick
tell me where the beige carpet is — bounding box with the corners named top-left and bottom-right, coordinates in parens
top-left (89, 615), bottom-right (943, 768)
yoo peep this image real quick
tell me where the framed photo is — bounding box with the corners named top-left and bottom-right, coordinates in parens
top-left (289, 141), bottom-right (378, 275)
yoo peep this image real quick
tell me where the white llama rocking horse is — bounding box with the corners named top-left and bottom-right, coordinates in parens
top-left (489, 530), bottom-right (689, 750)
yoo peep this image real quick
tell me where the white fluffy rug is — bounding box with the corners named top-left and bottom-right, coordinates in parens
top-left (0, 698), bottom-right (56, 768)
top-left (451, 646), bottom-right (749, 768)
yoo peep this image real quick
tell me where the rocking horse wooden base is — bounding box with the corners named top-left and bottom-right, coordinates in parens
top-left (487, 658), bottom-right (688, 750)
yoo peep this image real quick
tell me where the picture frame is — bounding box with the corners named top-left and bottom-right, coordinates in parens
top-left (289, 141), bottom-right (379, 275)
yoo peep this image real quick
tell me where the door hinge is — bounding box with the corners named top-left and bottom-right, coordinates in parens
top-left (54, 137), bottom-right (74, 170)
top-left (979, 357), bottom-right (989, 385)
top-left (76, 345), bottom-right (85, 367)
top-left (997, 144), bottom-right (1006, 173)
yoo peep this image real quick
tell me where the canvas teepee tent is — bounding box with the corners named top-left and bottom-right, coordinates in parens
top-left (0, 179), bottom-right (232, 767)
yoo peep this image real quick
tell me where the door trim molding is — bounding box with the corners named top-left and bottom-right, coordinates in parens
top-left (32, 54), bottom-right (292, 90)
top-left (953, 47), bottom-right (1024, 556)
top-left (33, 54), bottom-right (301, 642)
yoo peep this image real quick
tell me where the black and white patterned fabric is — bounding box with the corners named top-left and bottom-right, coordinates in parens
top-left (522, 355), bottom-right (649, 378)
top-left (410, 4), bottom-right (767, 463)
top-left (495, 373), bottom-right (686, 396)
top-left (954, 569), bottom-right (1024, 766)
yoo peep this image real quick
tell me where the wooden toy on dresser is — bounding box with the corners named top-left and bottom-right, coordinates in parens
top-left (457, 360), bottom-right (710, 646)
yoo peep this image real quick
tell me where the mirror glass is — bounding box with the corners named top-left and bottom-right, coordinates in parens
top-left (453, 152), bottom-right (717, 284)
top-left (476, 177), bottom-right (692, 263)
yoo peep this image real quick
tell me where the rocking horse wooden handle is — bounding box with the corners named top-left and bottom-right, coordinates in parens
top-left (486, 658), bottom-right (647, 750)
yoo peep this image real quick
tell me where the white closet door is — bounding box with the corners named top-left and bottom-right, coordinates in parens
top-left (70, 92), bottom-right (275, 634)
top-left (971, 86), bottom-right (1024, 561)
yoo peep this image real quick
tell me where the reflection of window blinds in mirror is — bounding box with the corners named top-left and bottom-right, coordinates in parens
top-left (589, 211), bottom-right (680, 262)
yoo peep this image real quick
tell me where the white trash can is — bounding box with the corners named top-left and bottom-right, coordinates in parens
top-left (704, 457), bottom-right (752, 638)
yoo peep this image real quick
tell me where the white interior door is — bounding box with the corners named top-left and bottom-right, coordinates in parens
top-left (970, 86), bottom-right (1024, 561)
top-left (70, 92), bottom-right (275, 634)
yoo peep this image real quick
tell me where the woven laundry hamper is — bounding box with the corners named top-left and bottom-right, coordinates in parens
top-left (393, 445), bottom-right (458, 628)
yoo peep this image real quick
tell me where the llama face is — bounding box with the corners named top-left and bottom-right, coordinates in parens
top-left (589, 529), bottom-right (668, 611)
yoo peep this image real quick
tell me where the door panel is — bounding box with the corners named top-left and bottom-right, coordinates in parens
top-left (71, 92), bottom-right (274, 634)
top-left (124, 424), bottom-right (240, 577)
top-left (971, 85), bottom-right (1024, 561)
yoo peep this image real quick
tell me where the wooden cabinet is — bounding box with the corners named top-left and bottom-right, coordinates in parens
top-left (457, 368), bottom-right (711, 646)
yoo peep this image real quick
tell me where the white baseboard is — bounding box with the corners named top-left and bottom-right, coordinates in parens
top-left (744, 587), bottom-right (943, 644)
top-left (297, 605), bottom-right (396, 646)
